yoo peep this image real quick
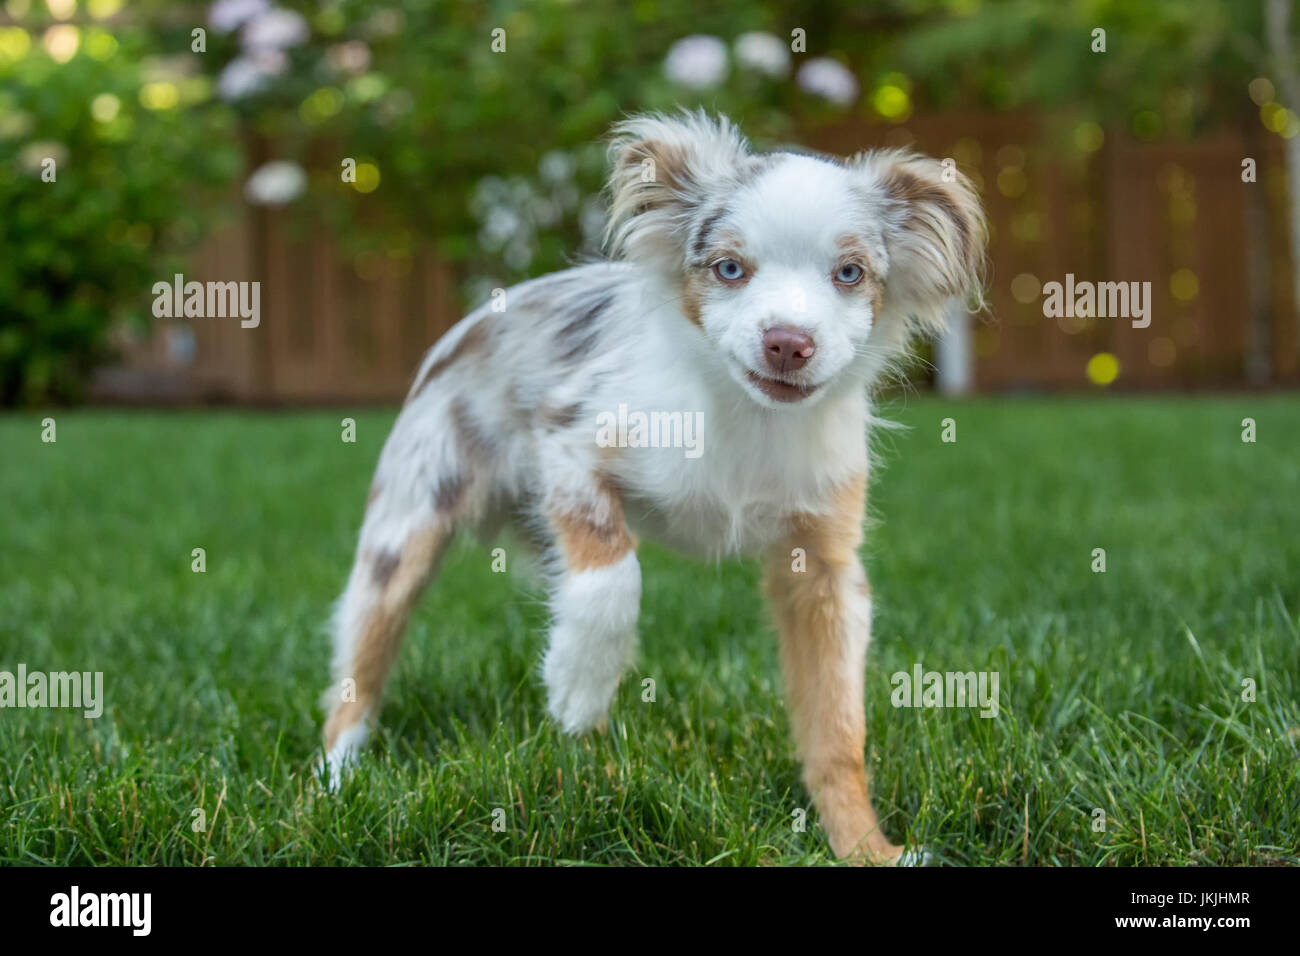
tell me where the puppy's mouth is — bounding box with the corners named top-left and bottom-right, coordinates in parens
top-left (745, 370), bottom-right (819, 403)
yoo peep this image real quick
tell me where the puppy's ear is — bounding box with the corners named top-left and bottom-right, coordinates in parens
top-left (604, 111), bottom-right (751, 267)
top-left (853, 150), bottom-right (987, 334)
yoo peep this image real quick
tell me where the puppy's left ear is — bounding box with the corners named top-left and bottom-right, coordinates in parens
top-left (853, 150), bottom-right (987, 333)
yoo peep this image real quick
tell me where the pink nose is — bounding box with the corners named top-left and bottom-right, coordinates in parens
top-left (762, 326), bottom-right (815, 374)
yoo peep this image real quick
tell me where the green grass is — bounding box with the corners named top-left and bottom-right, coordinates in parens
top-left (2, 396), bottom-right (1298, 866)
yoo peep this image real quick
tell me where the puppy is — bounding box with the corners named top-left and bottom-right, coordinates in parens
top-left (321, 111), bottom-right (985, 864)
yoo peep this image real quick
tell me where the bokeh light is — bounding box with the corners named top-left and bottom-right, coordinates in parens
top-left (87, 0), bottom-right (123, 18)
top-left (85, 29), bottom-right (117, 60)
top-left (1249, 77), bottom-right (1275, 106)
top-left (997, 166), bottom-right (1027, 198)
top-left (871, 75), bottom-right (912, 122)
top-left (1148, 337), bottom-right (1177, 367)
top-left (1074, 121), bottom-right (1104, 153)
top-left (139, 81), bottom-right (178, 110)
top-left (1086, 352), bottom-right (1120, 386)
top-left (353, 162), bottom-right (381, 193)
top-left (0, 27), bottom-right (31, 63)
top-left (43, 24), bottom-right (79, 63)
top-left (1170, 268), bottom-right (1199, 302)
top-left (90, 92), bottom-right (120, 122)
top-left (1010, 272), bottom-right (1041, 304)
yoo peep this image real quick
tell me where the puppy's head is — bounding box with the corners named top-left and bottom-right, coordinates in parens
top-left (605, 111), bottom-right (986, 409)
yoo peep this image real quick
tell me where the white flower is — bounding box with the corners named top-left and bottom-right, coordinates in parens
top-left (734, 31), bottom-right (789, 78)
top-left (504, 237), bottom-right (535, 271)
top-left (376, 89), bottom-right (414, 124)
top-left (529, 195), bottom-right (562, 229)
top-left (140, 54), bottom-right (198, 83)
top-left (480, 206), bottom-right (523, 248)
top-left (471, 175), bottom-right (507, 207)
top-left (663, 35), bottom-right (728, 89)
top-left (244, 160), bottom-right (307, 205)
top-left (579, 196), bottom-right (607, 245)
top-left (217, 56), bottom-right (269, 100)
top-left (252, 48), bottom-right (287, 75)
top-left (241, 8), bottom-right (309, 52)
top-left (326, 41), bottom-right (371, 75)
top-left (538, 150), bottom-right (575, 186)
top-left (797, 58), bottom-right (859, 106)
top-left (19, 141), bottom-right (68, 173)
top-left (209, 0), bottom-right (269, 35)
top-left (552, 181), bottom-right (579, 212)
top-left (365, 9), bottom-right (406, 39)
top-left (0, 110), bottom-right (33, 141)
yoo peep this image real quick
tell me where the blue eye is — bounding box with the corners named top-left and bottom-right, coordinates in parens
top-left (835, 263), bottom-right (864, 285)
top-left (713, 259), bottom-right (746, 282)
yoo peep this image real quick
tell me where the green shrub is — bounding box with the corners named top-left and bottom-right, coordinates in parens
top-left (0, 15), bottom-right (239, 405)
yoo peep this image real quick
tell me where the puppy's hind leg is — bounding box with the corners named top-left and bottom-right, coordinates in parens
top-left (321, 502), bottom-right (452, 785)
top-left (321, 390), bottom-right (499, 783)
top-left (320, 388), bottom-right (501, 783)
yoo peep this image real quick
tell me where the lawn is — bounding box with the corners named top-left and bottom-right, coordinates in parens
top-left (2, 396), bottom-right (1298, 866)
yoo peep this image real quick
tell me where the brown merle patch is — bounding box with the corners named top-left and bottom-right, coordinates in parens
top-left (554, 291), bottom-right (614, 365)
top-left (450, 397), bottom-right (496, 462)
top-left (537, 401), bottom-right (583, 431)
top-left (370, 548), bottom-right (401, 588)
top-left (692, 207), bottom-right (728, 261)
top-left (433, 472), bottom-right (467, 513)
top-left (552, 495), bottom-right (633, 572)
top-left (835, 235), bottom-right (885, 314)
top-left (681, 269), bottom-right (709, 328)
top-left (879, 165), bottom-right (971, 260)
top-left (411, 320), bottom-right (489, 398)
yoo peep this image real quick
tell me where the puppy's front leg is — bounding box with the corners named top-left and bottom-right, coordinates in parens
top-left (541, 477), bottom-right (641, 734)
top-left (765, 474), bottom-right (903, 865)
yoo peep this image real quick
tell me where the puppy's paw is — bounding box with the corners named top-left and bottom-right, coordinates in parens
top-left (318, 722), bottom-right (369, 791)
top-left (869, 843), bottom-right (932, 867)
top-left (544, 669), bottom-right (617, 736)
top-left (546, 685), bottom-right (616, 735)
top-left (838, 839), bottom-right (929, 867)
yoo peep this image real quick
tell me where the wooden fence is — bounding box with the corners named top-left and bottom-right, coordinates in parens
top-left (97, 112), bottom-right (1300, 403)
top-left (809, 112), bottom-right (1299, 390)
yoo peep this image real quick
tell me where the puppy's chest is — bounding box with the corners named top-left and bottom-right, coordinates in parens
top-left (613, 444), bottom-right (827, 559)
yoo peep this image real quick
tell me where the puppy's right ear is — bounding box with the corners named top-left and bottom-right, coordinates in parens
top-left (604, 111), bottom-right (751, 267)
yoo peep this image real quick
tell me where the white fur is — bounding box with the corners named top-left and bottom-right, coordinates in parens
top-left (322, 720), bottom-right (370, 789)
top-left (542, 551), bottom-right (641, 733)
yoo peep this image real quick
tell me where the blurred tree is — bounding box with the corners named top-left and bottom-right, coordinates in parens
top-left (9, 0), bottom-right (1293, 401)
top-left (0, 1), bottom-right (240, 404)
top-left (206, 2), bottom-right (788, 278)
top-left (894, 0), bottom-right (1300, 381)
